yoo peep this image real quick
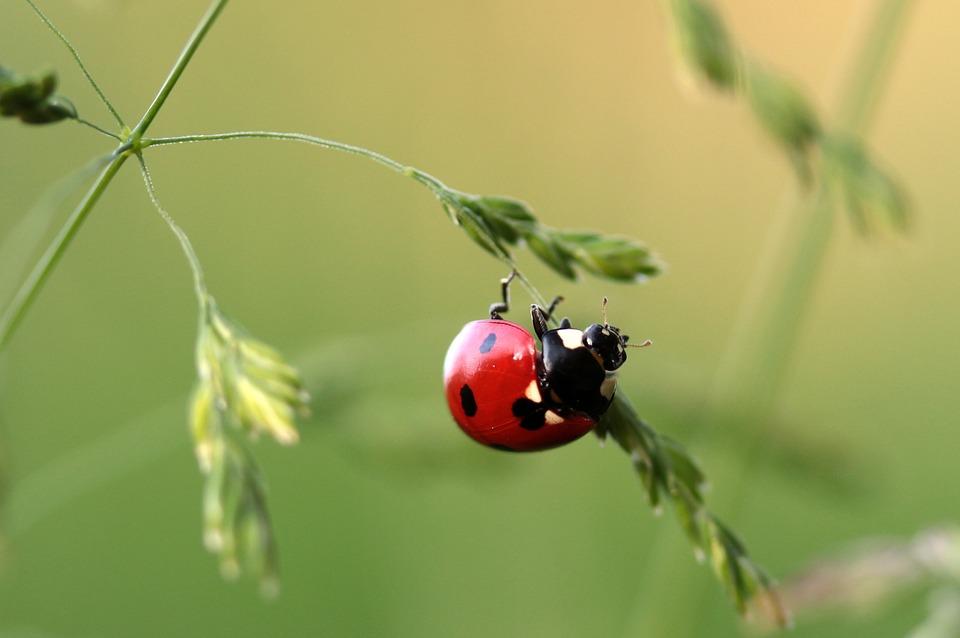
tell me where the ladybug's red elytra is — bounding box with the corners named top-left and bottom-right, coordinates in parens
top-left (443, 272), bottom-right (649, 452)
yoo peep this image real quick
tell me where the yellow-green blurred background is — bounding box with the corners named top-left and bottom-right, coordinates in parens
top-left (1, 1), bottom-right (957, 636)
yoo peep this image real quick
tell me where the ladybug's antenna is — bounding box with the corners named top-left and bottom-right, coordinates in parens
top-left (622, 333), bottom-right (653, 348)
top-left (601, 296), bottom-right (609, 326)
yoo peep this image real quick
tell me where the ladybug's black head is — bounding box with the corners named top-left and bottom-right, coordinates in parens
top-left (581, 298), bottom-right (651, 372)
top-left (582, 323), bottom-right (627, 371)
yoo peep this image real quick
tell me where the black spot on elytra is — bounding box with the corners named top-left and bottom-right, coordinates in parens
top-left (460, 384), bottom-right (478, 417)
top-left (512, 397), bottom-right (546, 431)
top-left (520, 412), bottom-right (546, 430)
top-left (479, 332), bottom-right (497, 353)
top-left (512, 397), bottom-right (537, 416)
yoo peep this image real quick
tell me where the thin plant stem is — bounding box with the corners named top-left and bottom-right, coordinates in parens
top-left (835, 0), bottom-right (912, 134)
top-left (136, 156), bottom-right (209, 306)
top-left (0, 152), bottom-right (128, 350)
top-left (143, 132), bottom-right (442, 192)
top-left (130, 0), bottom-right (230, 141)
top-left (75, 117), bottom-right (121, 140)
top-left (141, 131), bottom-right (553, 310)
top-left (22, 0), bottom-right (125, 128)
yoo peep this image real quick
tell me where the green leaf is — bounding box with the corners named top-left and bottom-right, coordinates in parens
top-left (525, 231), bottom-right (577, 279)
top-left (661, 435), bottom-right (706, 502)
top-left (0, 70), bottom-right (54, 114)
top-left (553, 231), bottom-right (662, 281)
top-left (456, 205), bottom-right (510, 258)
top-left (744, 64), bottom-right (821, 168)
top-left (18, 94), bottom-right (76, 124)
top-left (201, 304), bottom-right (308, 446)
top-left (473, 195), bottom-right (537, 224)
top-left (671, 484), bottom-right (706, 554)
top-left (441, 190), bottom-right (663, 284)
top-left (705, 516), bottom-right (789, 624)
top-left (0, 66), bottom-right (75, 125)
top-left (670, 0), bottom-right (739, 90)
top-left (601, 394), bottom-right (666, 508)
top-left (470, 207), bottom-right (522, 245)
top-left (192, 300), bottom-right (308, 592)
top-left (455, 194), bottom-right (538, 246)
top-left (707, 517), bottom-right (750, 613)
top-left (666, 0), bottom-right (908, 218)
top-left (822, 134), bottom-right (909, 231)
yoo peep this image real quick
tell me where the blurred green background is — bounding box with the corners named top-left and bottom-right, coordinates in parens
top-left (0, 1), bottom-right (956, 636)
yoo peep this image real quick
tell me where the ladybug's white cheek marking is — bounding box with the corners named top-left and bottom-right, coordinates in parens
top-left (544, 410), bottom-right (564, 425)
top-left (524, 380), bottom-right (542, 403)
top-left (557, 329), bottom-right (585, 350)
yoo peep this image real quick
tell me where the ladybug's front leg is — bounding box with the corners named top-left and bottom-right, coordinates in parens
top-left (530, 298), bottom-right (570, 340)
top-left (531, 304), bottom-right (550, 340)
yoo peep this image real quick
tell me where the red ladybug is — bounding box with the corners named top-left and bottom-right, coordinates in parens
top-left (443, 273), bottom-right (649, 452)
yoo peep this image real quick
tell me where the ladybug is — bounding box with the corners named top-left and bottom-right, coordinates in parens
top-left (443, 272), bottom-right (650, 452)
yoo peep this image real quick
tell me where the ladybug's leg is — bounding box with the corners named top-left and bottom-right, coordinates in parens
top-left (531, 304), bottom-right (550, 340)
top-left (531, 296), bottom-right (569, 337)
top-left (489, 271), bottom-right (516, 319)
top-left (544, 295), bottom-right (565, 320)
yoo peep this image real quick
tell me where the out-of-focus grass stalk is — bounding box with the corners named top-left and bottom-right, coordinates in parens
top-left (623, 1), bottom-right (912, 635)
top-left (712, 0), bottom-right (912, 409)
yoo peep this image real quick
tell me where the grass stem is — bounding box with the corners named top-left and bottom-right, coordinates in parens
top-left (130, 0), bottom-right (230, 141)
top-left (141, 131), bottom-right (554, 310)
top-left (75, 117), bottom-right (121, 140)
top-left (136, 156), bottom-right (209, 306)
top-left (0, 153), bottom-right (128, 349)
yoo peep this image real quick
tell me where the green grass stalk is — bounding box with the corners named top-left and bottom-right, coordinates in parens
top-left (621, 1), bottom-right (912, 635)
